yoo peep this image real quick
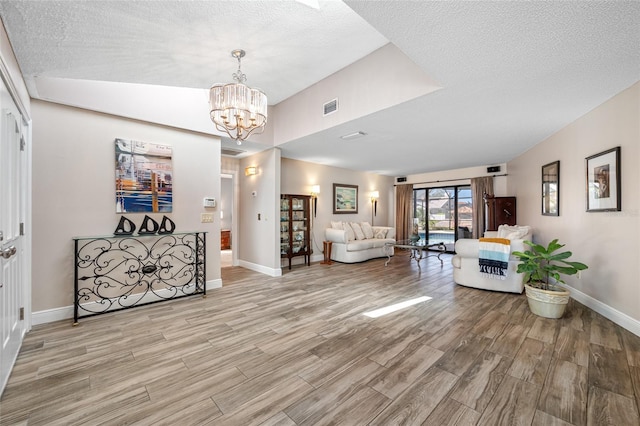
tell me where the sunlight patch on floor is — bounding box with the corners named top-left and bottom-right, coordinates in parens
top-left (363, 296), bottom-right (432, 318)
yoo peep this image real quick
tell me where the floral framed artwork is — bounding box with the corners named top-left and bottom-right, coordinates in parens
top-left (586, 146), bottom-right (621, 212)
top-left (542, 161), bottom-right (559, 216)
top-left (333, 183), bottom-right (358, 214)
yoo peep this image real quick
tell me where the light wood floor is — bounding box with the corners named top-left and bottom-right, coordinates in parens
top-left (2, 251), bottom-right (640, 425)
top-left (221, 249), bottom-right (233, 268)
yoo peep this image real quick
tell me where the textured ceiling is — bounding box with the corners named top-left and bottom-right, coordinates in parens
top-left (0, 1), bottom-right (639, 176)
top-left (0, 0), bottom-right (387, 103)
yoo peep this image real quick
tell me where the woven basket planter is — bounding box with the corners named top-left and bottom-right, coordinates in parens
top-left (524, 283), bottom-right (570, 319)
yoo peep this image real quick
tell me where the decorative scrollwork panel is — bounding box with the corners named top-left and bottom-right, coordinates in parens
top-left (73, 232), bottom-right (206, 323)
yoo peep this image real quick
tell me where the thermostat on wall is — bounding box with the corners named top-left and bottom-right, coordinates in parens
top-left (203, 197), bottom-right (216, 208)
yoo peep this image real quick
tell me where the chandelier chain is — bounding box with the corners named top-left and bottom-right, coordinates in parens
top-left (233, 58), bottom-right (246, 83)
top-left (232, 50), bottom-right (247, 83)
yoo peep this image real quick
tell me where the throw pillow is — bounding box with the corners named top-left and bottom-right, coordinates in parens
top-left (361, 222), bottom-right (374, 239)
top-left (497, 225), bottom-right (531, 240)
top-left (374, 228), bottom-right (388, 239)
top-left (350, 222), bottom-right (366, 240)
top-left (344, 222), bottom-right (356, 241)
top-left (331, 221), bottom-right (344, 230)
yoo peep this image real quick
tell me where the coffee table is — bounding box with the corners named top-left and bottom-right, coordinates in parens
top-left (385, 239), bottom-right (447, 268)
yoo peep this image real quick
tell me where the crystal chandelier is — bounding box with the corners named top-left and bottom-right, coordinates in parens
top-left (209, 49), bottom-right (268, 145)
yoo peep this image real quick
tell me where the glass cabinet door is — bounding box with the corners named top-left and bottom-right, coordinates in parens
top-left (280, 194), bottom-right (311, 269)
top-left (280, 198), bottom-right (290, 255)
top-left (291, 197), bottom-right (307, 255)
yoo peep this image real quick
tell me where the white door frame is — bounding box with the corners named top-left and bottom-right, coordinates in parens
top-left (21, 120), bottom-right (31, 332)
top-left (0, 57), bottom-right (32, 397)
top-left (221, 172), bottom-right (239, 267)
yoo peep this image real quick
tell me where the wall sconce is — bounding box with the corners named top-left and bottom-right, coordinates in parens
top-left (370, 190), bottom-right (379, 224)
top-left (245, 166), bottom-right (257, 176)
top-left (310, 185), bottom-right (320, 218)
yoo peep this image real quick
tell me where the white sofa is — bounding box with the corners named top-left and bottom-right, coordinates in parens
top-left (325, 222), bottom-right (396, 263)
top-left (451, 225), bottom-right (532, 294)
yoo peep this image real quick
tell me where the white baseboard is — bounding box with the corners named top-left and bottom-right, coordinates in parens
top-left (238, 260), bottom-right (282, 277)
top-left (32, 305), bottom-right (74, 325)
top-left (207, 279), bottom-right (222, 290)
top-left (32, 279), bottom-right (221, 326)
top-left (565, 283), bottom-right (640, 337)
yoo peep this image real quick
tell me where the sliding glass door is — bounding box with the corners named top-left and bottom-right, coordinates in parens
top-left (413, 185), bottom-right (472, 250)
top-left (456, 187), bottom-right (473, 239)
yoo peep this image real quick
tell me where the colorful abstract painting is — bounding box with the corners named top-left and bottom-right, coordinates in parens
top-left (115, 138), bottom-right (173, 213)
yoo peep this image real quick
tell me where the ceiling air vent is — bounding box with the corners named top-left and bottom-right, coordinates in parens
top-left (340, 131), bottom-right (367, 140)
top-left (323, 98), bottom-right (338, 116)
top-left (221, 147), bottom-right (245, 157)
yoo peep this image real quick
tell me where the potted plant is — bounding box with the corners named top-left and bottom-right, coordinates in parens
top-left (512, 239), bottom-right (588, 319)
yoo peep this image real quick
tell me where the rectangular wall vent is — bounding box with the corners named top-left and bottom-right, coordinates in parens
top-left (221, 148), bottom-right (246, 157)
top-left (323, 98), bottom-right (338, 116)
top-left (397, 177), bottom-right (407, 183)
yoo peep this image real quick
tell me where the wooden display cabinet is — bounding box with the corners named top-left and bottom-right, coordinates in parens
top-left (280, 194), bottom-right (311, 270)
top-left (484, 194), bottom-right (517, 231)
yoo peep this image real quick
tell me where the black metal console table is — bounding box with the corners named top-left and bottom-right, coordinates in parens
top-left (73, 232), bottom-right (206, 324)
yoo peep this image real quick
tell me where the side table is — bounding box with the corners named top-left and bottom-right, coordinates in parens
top-left (321, 241), bottom-right (332, 265)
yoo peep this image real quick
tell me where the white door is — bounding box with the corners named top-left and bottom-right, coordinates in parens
top-left (0, 77), bottom-right (26, 395)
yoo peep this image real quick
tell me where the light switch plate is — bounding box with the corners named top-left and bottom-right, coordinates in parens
top-left (201, 213), bottom-right (214, 223)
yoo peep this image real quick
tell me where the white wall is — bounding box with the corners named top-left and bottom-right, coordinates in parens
top-left (273, 44), bottom-right (441, 145)
top-left (30, 78), bottom-right (277, 150)
top-left (508, 81), bottom-right (640, 332)
top-left (220, 176), bottom-right (233, 231)
top-left (221, 157), bottom-right (240, 268)
top-left (405, 163), bottom-right (509, 196)
top-left (281, 158), bottom-right (395, 264)
top-left (238, 148), bottom-right (281, 275)
top-left (31, 100), bottom-right (221, 315)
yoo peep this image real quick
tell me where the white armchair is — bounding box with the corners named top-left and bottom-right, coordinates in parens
top-left (451, 225), bottom-right (532, 293)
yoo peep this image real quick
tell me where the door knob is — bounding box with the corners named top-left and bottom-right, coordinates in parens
top-left (1, 246), bottom-right (16, 259)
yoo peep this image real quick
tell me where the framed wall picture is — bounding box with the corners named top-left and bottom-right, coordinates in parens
top-left (542, 161), bottom-right (560, 216)
top-left (586, 146), bottom-right (621, 212)
top-left (115, 138), bottom-right (173, 213)
top-left (333, 183), bottom-right (358, 214)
